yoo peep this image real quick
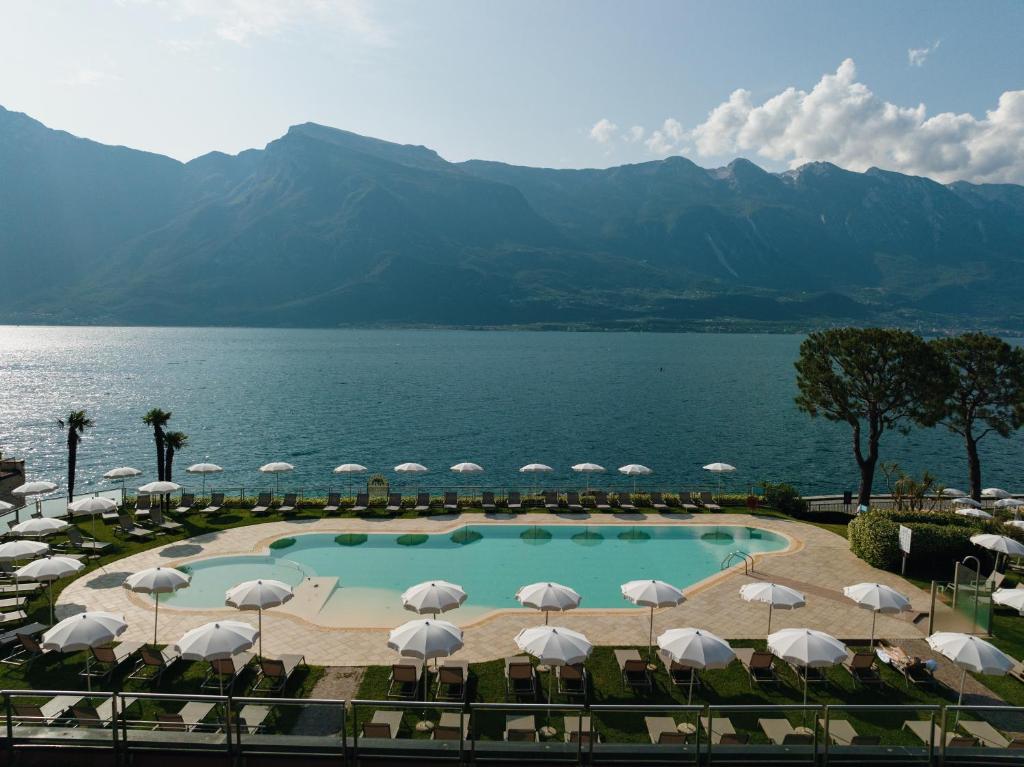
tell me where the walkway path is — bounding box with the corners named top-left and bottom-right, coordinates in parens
top-left (58, 512), bottom-right (932, 666)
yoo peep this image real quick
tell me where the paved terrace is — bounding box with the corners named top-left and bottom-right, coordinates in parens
top-left (58, 513), bottom-right (931, 667)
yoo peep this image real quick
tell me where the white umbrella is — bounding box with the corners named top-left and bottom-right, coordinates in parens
top-left (1007, 520), bottom-right (1024, 530)
top-left (516, 582), bottom-right (582, 624)
top-left (516, 624), bottom-right (593, 724)
top-left (0, 500), bottom-right (13, 513)
top-left (388, 618), bottom-right (464, 660)
top-left (993, 588), bottom-right (1024, 614)
top-left (520, 463), bottom-right (553, 495)
top-left (11, 517), bottom-right (68, 538)
top-left (13, 480), bottom-right (58, 516)
top-left (103, 467), bottom-right (141, 503)
top-left (768, 628), bottom-right (848, 710)
top-left (572, 463), bottom-right (604, 492)
top-left (739, 582), bottom-right (806, 634)
top-left (124, 567), bottom-right (192, 644)
top-left (138, 480), bottom-right (182, 515)
top-left (334, 463), bottom-right (368, 497)
top-left (621, 579), bottom-right (685, 660)
top-left (970, 533), bottom-right (1024, 572)
top-left (619, 464), bottom-right (652, 492)
top-left (68, 496), bottom-right (118, 547)
top-left (657, 627), bottom-right (735, 703)
top-left (0, 540), bottom-right (48, 563)
top-left (395, 463), bottom-right (429, 495)
top-left (226, 579), bottom-right (294, 659)
top-left (258, 462), bottom-right (294, 495)
top-left (401, 580), bottom-right (467, 618)
top-left (15, 555), bottom-right (84, 623)
top-left (941, 488), bottom-right (968, 498)
top-left (186, 463), bottom-right (223, 497)
top-left (841, 582), bottom-right (912, 648)
top-left (928, 632), bottom-right (1013, 725)
top-left (953, 497), bottom-right (983, 508)
top-left (956, 507), bottom-right (993, 519)
top-left (42, 611), bottom-right (127, 692)
top-left (174, 620), bottom-right (259, 695)
top-left (996, 498), bottom-right (1024, 509)
top-left (703, 463), bottom-right (736, 499)
top-left (450, 463), bottom-right (484, 474)
top-left (983, 488), bottom-right (1012, 500)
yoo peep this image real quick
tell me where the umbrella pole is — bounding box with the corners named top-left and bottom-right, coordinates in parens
top-left (154, 593), bottom-right (160, 645)
top-left (648, 606), bottom-right (654, 662)
top-left (802, 669), bottom-right (808, 727)
top-left (258, 607), bottom-right (263, 661)
top-left (767, 604), bottom-right (772, 635)
top-left (688, 669), bottom-right (694, 705)
top-left (48, 583), bottom-right (54, 624)
top-left (956, 668), bottom-right (966, 727)
top-left (86, 654), bottom-right (91, 693)
top-left (870, 611), bottom-right (877, 650)
top-left (545, 611), bottom-right (549, 626)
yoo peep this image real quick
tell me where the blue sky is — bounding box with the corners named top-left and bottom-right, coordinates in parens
top-left (1, 1), bottom-right (1022, 182)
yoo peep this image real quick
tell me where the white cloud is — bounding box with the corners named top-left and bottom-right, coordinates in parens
top-left (908, 40), bottom-right (941, 67)
top-left (589, 118), bottom-right (618, 144)
top-left (618, 59), bottom-right (1024, 184)
top-left (624, 125), bottom-right (645, 143)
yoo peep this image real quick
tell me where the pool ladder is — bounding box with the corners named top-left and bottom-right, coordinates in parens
top-left (721, 550), bottom-right (755, 575)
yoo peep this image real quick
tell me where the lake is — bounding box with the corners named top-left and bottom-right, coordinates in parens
top-left (0, 326), bottom-right (1019, 497)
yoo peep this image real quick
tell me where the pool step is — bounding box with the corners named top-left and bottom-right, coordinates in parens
top-left (279, 576), bottom-right (337, 619)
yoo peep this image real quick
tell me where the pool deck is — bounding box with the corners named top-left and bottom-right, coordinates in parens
top-left (58, 513), bottom-right (931, 667)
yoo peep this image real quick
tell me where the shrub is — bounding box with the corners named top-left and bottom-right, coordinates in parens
top-left (848, 512), bottom-right (901, 570)
top-left (761, 482), bottom-right (808, 516)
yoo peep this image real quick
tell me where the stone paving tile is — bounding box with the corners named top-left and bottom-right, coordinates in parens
top-left (58, 513), bottom-right (932, 666)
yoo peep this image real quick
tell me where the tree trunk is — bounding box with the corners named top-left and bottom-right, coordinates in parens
top-left (164, 446), bottom-right (175, 483)
top-left (966, 432), bottom-right (982, 501)
top-left (155, 428), bottom-right (165, 481)
top-left (852, 419), bottom-right (880, 508)
top-left (67, 433), bottom-right (77, 503)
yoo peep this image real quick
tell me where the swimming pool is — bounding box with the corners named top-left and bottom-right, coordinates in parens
top-left (163, 524), bottom-right (789, 627)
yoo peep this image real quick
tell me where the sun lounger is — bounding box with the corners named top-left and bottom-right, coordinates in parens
top-left (14, 695), bottom-right (83, 726)
top-left (322, 492), bottom-right (341, 514)
top-left (959, 719), bottom-right (1024, 748)
top-left (72, 696), bottom-right (138, 727)
top-left (155, 701), bottom-right (217, 732)
top-left (174, 493), bottom-right (196, 513)
top-left (62, 526), bottom-right (111, 553)
top-left (388, 661), bottom-right (424, 698)
top-left (658, 648), bottom-right (699, 687)
top-left (254, 654), bottom-right (305, 694)
top-left (504, 714), bottom-right (538, 742)
top-left (819, 718), bottom-right (879, 746)
top-left (594, 491), bottom-right (611, 511)
top-left (735, 647), bottom-right (777, 686)
top-left (0, 582), bottom-right (41, 595)
top-left (0, 597), bottom-right (30, 612)
top-left (89, 641), bottom-right (144, 680)
top-left (564, 716), bottom-right (598, 745)
top-left (117, 513), bottom-right (155, 540)
top-left (843, 649), bottom-right (881, 685)
top-left (150, 507), bottom-right (183, 531)
top-left (2, 631), bottom-right (52, 668)
top-left (202, 651), bottom-right (254, 691)
top-left (646, 716), bottom-right (685, 744)
top-left (543, 491), bottom-right (560, 510)
top-left (885, 644), bottom-right (936, 687)
top-left (351, 493), bottom-right (369, 513)
top-left (444, 492), bottom-right (459, 511)
top-left (0, 622), bottom-right (46, 649)
top-left (414, 492), bottom-right (431, 512)
top-left (251, 492), bottom-right (273, 514)
top-left (0, 610), bottom-right (28, 625)
top-left (759, 719), bottom-right (813, 745)
top-left (788, 660), bottom-right (827, 684)
top-left (506, 492), bottom-right (523, 511)
top-left (699, 492), bottom-right (722, 511)
top-left (278, 493), bottom-right (298, 515)
top-left (618, 493), bottom-right (637, 511)
top-left (433, 711), bottom-right (470, 741)
top-left (238, 704), bottom-right (271, 734)
top-left (481, 491), bottom-right (496, 512)
top-left (566, 492), bottom-right (583, 512)
top-left (615, 648), bottom-right (652, 691)
top-left (677, 491), bottom-right (699, 511)
top-left (556, 662), bottom-right (588, 698)
top-left (128, 645), bottom-right (179, 684)
top-left (434, 659), bottom-right (468, 701)
top-left (386, 493), bottom-right (403, 514)
top-left (505, 655), bottom-right (537, 699)
top-left (134, 495), bottom-right (153, 518)
top-left (200, 492), bottom-right (225, 514)
top-left (701, 716), bottom-right (738, 745)
top-left (362, 709), bottom-right (404, 739)
top-left (903, 720), bottom-right (977, 747)
top-left (650, 492), bottom-right (669, 510)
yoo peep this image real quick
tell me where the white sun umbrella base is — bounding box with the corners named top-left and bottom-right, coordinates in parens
top-left (124, 567), bottom-right (192, 644)
top-left (516, 582), bottom-right (582, 624)
top-left (401, 581), bottom-right (467, 617)
top-left (42, 611), bottom-right (128, 692)
top-left (657, 627), bottom-right (735, 703)
top-left (739, 582), bottom-right (806, 634)
top-left (225, 579), bottom-right (295, 658)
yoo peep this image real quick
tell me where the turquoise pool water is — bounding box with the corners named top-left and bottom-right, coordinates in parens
top-left (164, 524), bottom-right (789, 626)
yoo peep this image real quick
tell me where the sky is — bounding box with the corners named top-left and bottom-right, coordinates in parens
top-left (1, 0), bottom-right (1022, 183)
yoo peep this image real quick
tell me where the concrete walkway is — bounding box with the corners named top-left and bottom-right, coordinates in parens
top-left (58, 512), bottom-right (932, 666)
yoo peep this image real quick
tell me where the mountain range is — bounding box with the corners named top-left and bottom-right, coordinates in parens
top-left (2, 104), bottom-right (1024, 330)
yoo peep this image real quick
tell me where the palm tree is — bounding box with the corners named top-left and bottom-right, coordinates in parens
top-left (57, 410), bottom-right (94, 502)
top-left (142, 409), bottom-right (172, 481)
top-left (163, 432), bottom-right (189, 483)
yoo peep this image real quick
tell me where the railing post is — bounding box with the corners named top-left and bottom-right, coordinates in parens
top-left (111, 692), bottom-right (119, 752)
top-left (938, 706), bottom-right (946, 767)
top-left (340, 701), bottom-right (348, 767)
top-left (352, 703), bottom-right (359, 758)
top-left (822, 705), bottom-right (830, 767)
top-left (4, 691), bottom-right (13, 744)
